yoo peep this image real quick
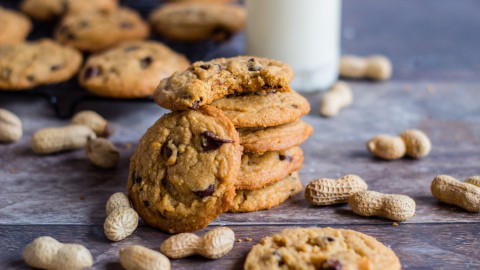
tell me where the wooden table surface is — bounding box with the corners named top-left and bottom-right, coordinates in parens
top-left (1, 0), bottom-right (480, 269)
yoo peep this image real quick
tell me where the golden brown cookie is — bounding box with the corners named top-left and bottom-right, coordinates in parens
top-left (128, 106), bottom-right (242, 233)
top-left (55, 8), bottom-right (149, 52)
top-left (0, 7), bottom-right (32, 45)
top-left (167, 0), bottom-right (237, 3)
top-left (244, 227), bottom-right (401, 270)
top-left (20, 0), bottom-right (118, 21)
top-left (230, 172), bottom-right (302, 213)
top-left (154, 56), bottom-right (294, 110)
top-left (239, 120), bottom-right (313, 154)
top-left (149, 3), bottom-right (245, 42)
top-left (238, 147), bottom-right (303, 190)
top-left (0, 39), bottom-right (82, 90)
top-left (79, 41), bottom-right (190, 98)
top-left (211, 90), bottom-right (310, 128)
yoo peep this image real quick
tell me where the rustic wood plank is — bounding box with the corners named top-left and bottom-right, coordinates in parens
top-left (1, 82), bottom-right (479, 225)
top-left (1, 224), bottom-right (479, 269)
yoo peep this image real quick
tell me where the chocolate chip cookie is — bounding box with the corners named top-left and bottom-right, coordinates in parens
top-left (211, 90), bottom-right (310, 128)
top-left (55, 8), bottom-right (149, 52)
top-left (0, 39), bottom-right (82, 90)
top-left (244, 227), bottom-right (401, 270)
top-left (149, 3), bottom-right (245, 42)
top-left (230, 172), bottom-right (302, 213)
top-left (20, 0), bottom-right (118, 21)
top-left (239, 120), bottom-right (313, 154)
top-left (167, 0), bottom-right (236, 3)
top-left (154, 56), bottom-right (294, 110)
top-left (0, 7), bottom-right (32, 45)
top-left (238, 147), bottom-right (303, 190)
top-left (79, 41), bottom-right (190, 98)
top-left (128, 106), bottom-right (242, 233)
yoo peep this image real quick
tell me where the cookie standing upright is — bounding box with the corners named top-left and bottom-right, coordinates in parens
top-left (79, 41), bottom-right (190, 98)
top-left (154, 56), bottom-right (294, 110)
top-left (0, 8), bottom-right (32, 45)
top-left (128, 106), bottom-right (242, 233)
top-left (149, 3), bottom-right (245, 42)
top-left (244, 227), bottom-right (401, 270)
top-left (0, 39), bottom-right (82, 90)
top-left (55, 8), bottom-right (149, 52)
top-left (20, 0), bottom-right (118, 21)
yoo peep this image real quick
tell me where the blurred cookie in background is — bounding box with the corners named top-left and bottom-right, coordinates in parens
top-left (79, 41), bottom-right (189, 98)
top-left (0, 7), bottom-right (32, 44)
top-left (20, 0), bottom-right (118, 21)
top-left (166, 0), bottom-right (237, 3)
top-left (54, 7), bottom-right (149, 52)
top-left (149, 3), bottom-right (245, 42)
top-left (0, 39), bottom-right (82, 90)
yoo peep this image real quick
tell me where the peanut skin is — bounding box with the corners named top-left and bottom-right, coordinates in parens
top-left (71, 110), bottom-right (112, 137)
top-left (305, 174), bottom-right (367, 205)
top-left (340, 55), bottom-right (392, 81)
top-left (431, 175), bottom-right (480, 212)
top-left (348, 191), bottom-right (416, 221)
top-left (367, 129), bottom-right (431, 160)
top-left (120, 245), bottom-right (171, 270)
top-left (0, 108), bottom-right (22, 143)
top-left (23, 236), bottom-right (93, 270)
top-left (104, 192), bottom-right (138, 241)
top-left (465, 176), bottom-right (480, 188)
top-left (31, 125), bottom-right (96, 154)
top-left (399, 129), bottom-right (431, 158)
top-left (367, 135), bottom-right (406, 160)
top-left (319, 81), bottom-right (353, 117)
top-left (160, 227), bottom-right (235, 259)
top-left (86, 137), bottom-right (120, 169)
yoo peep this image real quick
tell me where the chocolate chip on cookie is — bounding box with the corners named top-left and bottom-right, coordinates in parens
top-left (149, 3), bottom-right (245, 42)
top-left (20, 0), bottom-right (118, 21)
top-left (154, 56), bottom-right (294, 110)
top-left (55, 8), bottom-right (149, 52)
top-left (0, 39), bottom-right (82, 90)
top-left (244, 227), bottom-right (401, 270)
top-left (79, 41), bottom-right (189, 98)
top-left (128, 106), bottom-right (242, 233)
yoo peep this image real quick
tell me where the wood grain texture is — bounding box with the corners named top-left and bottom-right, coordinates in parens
top-left (1, 83), bottom-right (479, 225)
top-left (1, 224), bottom-right (479, 269)
top-left (1, 0), bottom-right (480, 268)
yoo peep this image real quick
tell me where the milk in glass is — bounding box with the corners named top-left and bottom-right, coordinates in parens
top-left (246, 0), bottom-right (341, 92)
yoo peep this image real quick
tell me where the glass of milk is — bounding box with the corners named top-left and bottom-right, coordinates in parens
top-left (246, 0), bottom-right (341, 92)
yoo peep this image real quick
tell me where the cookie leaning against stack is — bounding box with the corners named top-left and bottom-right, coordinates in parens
top-left (155, 56), bottom-right (311, 213)
top-left (129, 56), bottom-right (310, 233)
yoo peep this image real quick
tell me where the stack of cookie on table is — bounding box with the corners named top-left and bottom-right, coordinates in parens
top-left (127, 56), bottom-right (312, 233)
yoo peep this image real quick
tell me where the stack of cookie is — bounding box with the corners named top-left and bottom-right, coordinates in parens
top-left (128, 56), bottom-right (311, 233)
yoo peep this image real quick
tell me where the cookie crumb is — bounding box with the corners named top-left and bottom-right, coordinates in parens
top-left (245, 237), bottom-right (252, 242)
top-left (427, 84), bottom-right (435, 93)
top-left (79, 195), bottom-right (86, 200)
top-left (236, 239), bottom-right (243, 243)
top-left (392, 222), bottom-right (399, 227)
top-left (124, 143), bottom-right (132, 150)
